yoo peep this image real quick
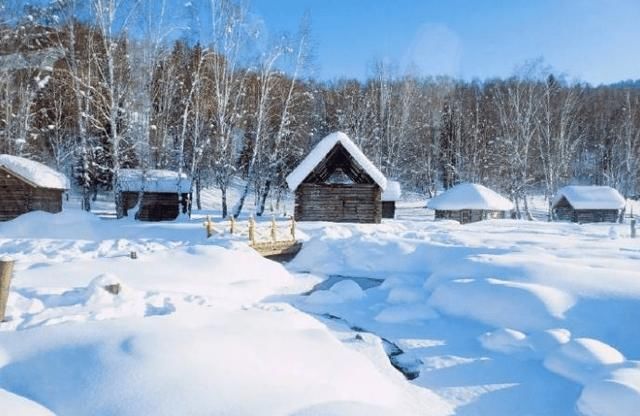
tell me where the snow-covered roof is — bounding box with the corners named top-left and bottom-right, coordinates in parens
top-left (286, 132), bottom-right (387, 191)
top-left (552, 186), bottom-right (625, 210)
top-left (427, 183), bottom-right (514, 211)
top-left (117, 169), bottom-right (192, 193)
top-left (382, 180), bottom-right (401, 201)
top-left (0, 154), bottom-right (69, 190)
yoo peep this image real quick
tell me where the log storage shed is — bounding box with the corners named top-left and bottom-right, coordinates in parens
top-left (286, 132), bottom-right (388, 223)
top-left (116, 169), bottom-right (191, 221)
top-left (427, 183), bottom-right (513, 224)
top-left (381, 180), bottom-right (401, 219)
top-left (0, 154), bottom-right (69, 221)
top-left (552, 185), bottom-right (625, 223)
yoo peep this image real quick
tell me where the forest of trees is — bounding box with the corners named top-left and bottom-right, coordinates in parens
top-left (1, 0), bottom-right (639, 219)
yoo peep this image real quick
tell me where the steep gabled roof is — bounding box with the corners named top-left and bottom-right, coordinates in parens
top-left (286, 132), bottom-right (387, 191)
top-left (0, 154), bottom-right (69, 190)
top-left (427, 183), bottom-right (514, 211)
top-left (552, 186), bottom-right (625, 210)
top-left (117, 169), bottom-right (192, 193)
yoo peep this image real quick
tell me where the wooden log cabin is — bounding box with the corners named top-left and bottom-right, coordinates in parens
top-left (116, 169), bottom-right (192, 221)
top-left (427, 183), bottom-right (513, 224)
top-left (552, 186), bottom-right (625, 223)
top-left (381, 180), bottom-right (401, 219)
top-left (286, 132), bottom-right (388, 223)
top-left (0, 154), bottom-right (69, 221)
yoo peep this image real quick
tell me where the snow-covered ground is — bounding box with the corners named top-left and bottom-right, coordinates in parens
top-left (1, 193), bottom-right (639, 415)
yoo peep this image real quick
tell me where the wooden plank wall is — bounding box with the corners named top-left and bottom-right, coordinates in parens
top-left (553, 197), bottom-right (620, 223)
top-left (0, 168), bottom-right (63, 221)
top-left (381, 201), bottom-right (396, 219)
top-left (295, 183), bottom-right (382, 223)
top-left (120, 191), bottom-right (181, 221)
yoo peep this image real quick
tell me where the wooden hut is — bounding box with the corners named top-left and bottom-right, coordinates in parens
top-left (286, 132), bottom-right (388, 223)
top-left (427, 183), bottom-right (513, 224)
top-left (381, 180), bottom-right (401, 219)
top-left (552, 186), bottom-right (625, 223)
top-left (116, 169), bottom-right (191, 221)
top-left (0, 154), bottom-right (69, 221)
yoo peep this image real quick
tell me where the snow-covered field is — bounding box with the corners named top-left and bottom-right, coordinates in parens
top-left (0, 196), bottom-right (639, 415)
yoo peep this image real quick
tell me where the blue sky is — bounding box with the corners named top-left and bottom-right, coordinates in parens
top-left (249, 0), bottom-right (640, 84)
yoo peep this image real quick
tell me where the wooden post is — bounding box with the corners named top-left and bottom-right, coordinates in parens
top-left (130, 251), bottom-right (137, 259)
top-left (290, 216), bottom-right (296, 241)
top-left (0, 258), bottom-right (15, 322)
top-left (229, 216), bottom-right (236, 235)
top-left (631, 218), bottom-right (637, 239)
top-left (248, 216), bottom-right (256, 246)
top-left (204, 215), bottom-right (214, 238)
top-left (271, 216), bottom-right (277, 243)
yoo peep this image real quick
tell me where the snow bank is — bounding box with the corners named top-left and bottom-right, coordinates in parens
top-left (117, 169), bottom-right (191, 193)
top-left (0, 209), bottom-right (102, 240)
top-left (553, 186), bottom-right (626, 210)
top-left (427, 183), bottom-right (513, 211)
top-left (428, 278), bottom-right (575, 331)
top-left (286, 132), bottom-right (387, 191)
top-left (544, 338), bottom-right (625, 384)
top-left (578, 366), bottom-right (640, 416)
top-left (0, 388), bottom-right (54, 416)
top-left (305, 280), bottom-right (365, 305)
top-left (0, 154), bottom-right (69, 189)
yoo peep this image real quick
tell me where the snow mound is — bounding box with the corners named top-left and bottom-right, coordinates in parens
top-left (306, 280), bottom-right (365, 305)
top-left (427, 183), bottom-right (513, 211)
top-left (544, 338), bottom-right (625, 384)
top-left (375, 303), bottom-right (438, 324)
top-left (286, 131), bottom-right (387, 191)
top-left (330, 280), bottom-right (365, 301)
top-left (0, 209), bottom-right (102, 240)
top-left (479, 328), bottom-right (529, 354)
top-left (553, 186), bottom-right (625, 210)
top-left (386, 286), bottom-right (425, 304)
top-left (428, 278), bottom-right (575, 331)
top-left (0, 154), bottom-right (69, 189)
top-left (578, 366), bottom-right (640, 416)
top-left (528, 328), bottom-right (572, 356)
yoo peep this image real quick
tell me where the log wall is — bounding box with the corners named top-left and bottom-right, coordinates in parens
top-left (553, 197), bottom-right (620, 223)
top-left (435, 209), bottom-right (507, 224)
top-left (294, 183), bottom-right (382, 223)
top-left (0, 167), bottom-right (63, 221)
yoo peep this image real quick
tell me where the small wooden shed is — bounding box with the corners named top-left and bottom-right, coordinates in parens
top-left (116, 169), bottom-right (192, 221)
top-left (0, 154), bottom-right (69, 221)
top-left (381, 180), bottom-right (401, 219)
top-left (552, 186), bottom-right (625, 223)
top-left (427, 183), bottom-right (513, 224)
top-left (286, 132), bottom-right (388, 223)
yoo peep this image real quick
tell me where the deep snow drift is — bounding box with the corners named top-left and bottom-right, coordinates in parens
top-left (0, 209), bottom-right (450, 416)
top-left (1, 202), bottom-right (639, 415)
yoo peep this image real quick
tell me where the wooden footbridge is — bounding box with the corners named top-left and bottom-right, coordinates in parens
top-left (203, 215), bottom-right (302, 261)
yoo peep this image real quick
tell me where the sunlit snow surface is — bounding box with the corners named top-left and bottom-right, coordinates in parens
top-left (0, 199), bottom-right (639, 416)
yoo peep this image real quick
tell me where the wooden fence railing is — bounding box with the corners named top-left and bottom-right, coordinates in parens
top-left (203, 215), bottom-right (302, 259)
